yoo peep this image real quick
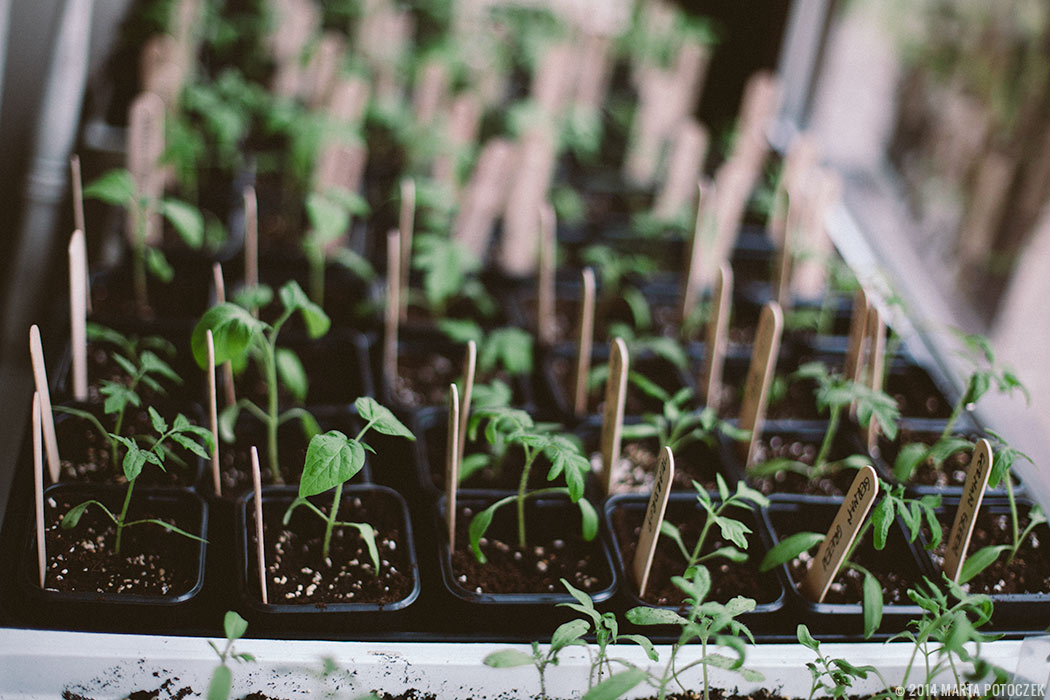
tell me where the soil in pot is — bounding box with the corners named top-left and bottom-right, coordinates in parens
top-left (874, 424), bottom-right (1020, 493)
top-left (926, 500), bottom-right (1050, 596)
top-left (247, 488), bottom-right (415, 607)
top-left (742, 430), bottom-right (863, 498)
top-left (90, 258), bottom-right (213, 321)
top-left (40, 487), bottom-right (204, 598)
top-left (384, 346), bottom-right (531, 413)
top-left (546, 351), bottom-right (689, 418)
top-left (447, 497), bottom-right (613, 595)
top-left (885, 364), bottom-right (954, 420)
top-left (54, 405), bottom-right (203, 487)
top-left (768, 503), bottom-right (928, 607)
top-left (590, 435), bottom-right (728, 493)
top-left (608, 497), bottom-right (780, 607)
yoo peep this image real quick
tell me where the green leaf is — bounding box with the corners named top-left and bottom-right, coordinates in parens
top-left (83, 169), bottom-right (135, 205)
top-left (171, 431), bottom-right (210, 460)
top-left (123, 444), bottom-right (147, 481)
top-left (160, 198), bottom-right (204, 248)
top-left (61, 500), bottom-right (96, 529)
top-left (345, 521), bottom-right (380, 572)
top-left (275, 347), bottom-right (308, 402)
top-left (143, 246), bottom-right (173, 285)
top-left (207, 664), bottom-right (232, 700)
top-left (578, 498), bottom-right (598, 541)
top-left (219, 402), bottom-right (241, 443)
top-left (233, 284), bottom-right (274, 311)
top-left (673, 566), bottom-right (711, 602)
top-left (959, 545), bottom-right (1009, 584)
top-left (550, 619), bottom-right (588, 653)
top-left (862, 571), bottom-right (883, 638)
top-left (481, 327), bottom-right (534, 376)
top-left (580, 669), bottom-right (648, 700)
top-left (100, 382), bottom-right (140, 415)
top-left (299, 431), bottom-right (365, 498)
top-left (871, 496), bottom-right (894, 550)
top-left (893, 443), bottom-right (929, 482)
top-left (140, 351), bottom-right (181, 384)
top-left (306, 190), bottom-right (351, 245)
top-left (796, 623), bottom-right (819, 651)
top-left (620, 423), bottom-right (662, 441)
top-left (148, 406), bottom-right (168, 434)
top-left (760, 531), bottom-right (824, 572)
top-left (278, 281), bottom-right (330, 338)
top-left (223, 610), bottom-right (248, 642)
top-left (355, 397), bottom-right (414, 439)
top-left (620, 633), bottom-right (659, 661)
top-left (437, 319), bottom-right (483, 344)
top-left (626, 606), bottom-right (689, 627)
top-left (482, 649), bottom-right (535, 668)
top-left (192, 303), bottom-right (264, 369)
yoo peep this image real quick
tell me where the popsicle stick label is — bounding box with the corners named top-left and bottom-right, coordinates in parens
top-left (127, 92), bottom-right (165, 246)
top-left (574, 268), bottom-right (596, 417)
top-left (942, 440), bottom-right (993, 583)
top-left (206, 330), bottom-right (221, 496)
top-left (600, 338), bottom-right (630, 495)
top-left (537, 203), bottom-right (556, 345)
top-left (29, 325), bottom-right (60, 482)
top-left (738, 303), bottom-right (783, 467)
top-left (453, 139), bottom-right (515, 256)
top-left (772, 190), bottom-right (797, 309)
top-left (680, 181), bottom-right (709, 323)
top-left (250, 446), bottom-right (268, 604)
top-left (458, 341), bottom-right (476, 465)
top-left (384, 230), bottom-right (401, 390)
top-left (69, 230), bottom-right (88, 401)
top-left (801, 465), bottom-right (880, 602)
top-left (863, 305), bottom-right (886, 450)
top-left (71, 155), bottom-right (85, 238)
top-left (446, 384), bottom-right (460, 548)
top-left (33, 393), bottom-right (46, 588)
top-left (634, 446), bottom-right (675, 598)
top-left (654, 119), bottom-right (708, 221)
top-left (398, 179), bottom-right (415, 322)
top-left (700, 262), bottom-right (733, 411)
top-left (843, 287), bottom-right (870, 383)
top-left (243, 186), bottom-right (259, 293)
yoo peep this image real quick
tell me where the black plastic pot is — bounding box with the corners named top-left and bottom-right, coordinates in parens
top-left (434, 491), bottom-right (618, 632)
top-left (89, 253), bottom-right (216, 326)
top-left (26, 483), bottom-right (207, 607)
top-left (763, 495), bottom-right (939, 640)
top-left (236, 484), bottom-right (420, 629)
top-left (604, 492), bottom-right (787, 636)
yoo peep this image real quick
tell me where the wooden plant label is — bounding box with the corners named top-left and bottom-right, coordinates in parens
top-left (384, 229), bottom-right (401, 390)
top-left (738, 302), bottom-right (783, 468)
top-left (770, 134), bottom-right (818, 249)
top-left (624, 73), bottom-right (672, 187)
top-left (459, 340), bottom-right (477, 465)
top-left (315, 142), bottom-right (367, 205)
top-left (433, 93), bottom-right (482, 193)
top-left (680, 181), bottom-right (710, 323)
top-left (532, 41), bottom-right (574, 117)
top-left (29, 325), bottom-right (60, 482)
top-left (399, 178), bottom-right (415, 322)
top-left (792, 171), bottom-right (840, 300)
top-left (537, 203), bottom-right (556, 346)
top-left (33, 392), bottom-right (46, 588)
top-left (70, 156), bottom-right (86, 251)
top-left (68, 230), bottom-right (89, 401)
top-left (305, 32), bottom-right (345, 109)
top-left (500, 123), bottom-right (556, 277)
top-left (413, 58), bottom-right (448, 127)
top-left (573, 268), bottom-right (597, 417)
top-left (600, 338), bottom-right (630, 495)
top-left (801, 465), bottom-right (879, 602)
top-left (772, 189), bottom-right (798, 309)
top-left (574, 33), bottom-right (612, 113)
top-left (633, 446), bottom-right (675, 598)
top-left (243, 186), bottom-right (259, 294)
top-left (709, 161), bottom-right (751, 289)
top-left (843, 287), bottom-right (871, 383)
top-left (863, 305), bottom-right (886, 450)
top-left (250, 446), bottom-right (268, 605)
top-left (445, 383), bottom-right (460, 549)
top-left (699, 262), bottom-right (733, 412)
top-left (328, 75), bottom-right (370, 125)
top-left (454, 138), bottom-right (516, 257)
top-left (127, 92), bottom-right (165, 246)
top-left (212, 263), bottom-right (237, 407)
top-left (942, 439), bottom-right (993, 583)
top-left (206, 330), bottom-right (221, 497)
top-left (654, 120), bottom-right (708, 222)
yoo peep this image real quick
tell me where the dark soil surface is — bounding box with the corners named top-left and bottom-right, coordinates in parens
top-left (885, 365), bottom-right (953, 420)
top-left (449, 500), bottom-right (613, 595)
top-left (548, 353), bottom-right (687, 417)
top-left (610, 500), bottom-right (780, 607)
top-left (877, 427), bottom-right (975, 489)
top-left (769, 507), bottom-right (925, 606)
top-left (42, 490), bottom-right (202, 597)
top-left (90, 262), bottom-right (212, 321)
top-left (55, 407), bottom-right (203, 487)
top-left (928, 506), bottom-right (1050, 595)
top-left (591, 437), bottom-right (725, 493)
top-left (232, 337), bottom-right (369, 408)
top-left (249, 490), bottom-right (415, 607)
top-left (423, 421), bottom-right (551, 492)
top-left (389, 351), bottom-right (528, 410)
top-left (746, 432), bottom-right (861, 498)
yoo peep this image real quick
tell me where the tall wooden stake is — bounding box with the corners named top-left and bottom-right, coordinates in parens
top-left (206, 330), bottom-right (221, 496)
top-left (537, 202), bottom-right (556, 345)
top-left (33, 393), bottom-right (46, 588)
top-left (70, 156), bottom-right (90, 313)
top-left (699, 262), bottom-right (733, 412)
top-left (633, 446), bottom-right (674, 598)
top-left (574, 268), bottom-right (596, 417)
top-left (384, 230), bottom-right (401, 392)
top-left (398, 178), bottom-right (415, 322)
top-left (250, 445), bottom-right (268, 604)
top-left (243, 185), bottom-right (259, 296)
top-left (68, 230), bottom-right (88, 401)
top-left (212, 263), bottom-right (237, 408)
top-left (29, 325), bottom-right (60, 482)
top-left (446, 383), bottom-right (460, 549)
top-left (600, 338), bottom-right (629, 495)
top-left (738, 303), bottom-right (783, 468)
top-left (459, 341), bottom-right (476, 467)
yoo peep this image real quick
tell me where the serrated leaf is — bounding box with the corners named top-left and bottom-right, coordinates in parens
top-left (140, 351), bottom-right (181, 384)
top-left (148, 406), bottom-right (168, 434)
top-left (171, 431), bottom-right (210, 460)
top-left (299, 431), bottom-right (365, 498)
top-left (123, 445), bottom-right (147, 481)
top-left (355, 397), bottom-right (414, 439)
